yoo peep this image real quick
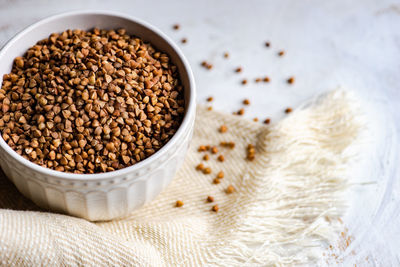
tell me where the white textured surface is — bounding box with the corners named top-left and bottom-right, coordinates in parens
top-left (0, 0), bottom-right (399, 265)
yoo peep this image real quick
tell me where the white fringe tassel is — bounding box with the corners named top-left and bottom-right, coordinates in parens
top-left (209, 90), bottom-right (364, 266)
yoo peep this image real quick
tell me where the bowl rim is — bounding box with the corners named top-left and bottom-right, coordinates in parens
top-left (0, 10), bottom-right (196, 181)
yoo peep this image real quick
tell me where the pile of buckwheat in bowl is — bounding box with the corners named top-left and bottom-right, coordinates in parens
top-left (0, 28), bottom-right (185, 174)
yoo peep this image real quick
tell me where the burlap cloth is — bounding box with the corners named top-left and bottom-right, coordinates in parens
top-left (0, 90), bottom-right (362, 266)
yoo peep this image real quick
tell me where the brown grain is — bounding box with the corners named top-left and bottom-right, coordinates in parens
top-left (203, 167), bottom-right (212, 174)
top-left (226, 185), bottom-right (235, 194)
top-left (198, 145), bottom-right (207, 152)
top-left (213, 178), bottom-right (221, 184)
top-left (211, 205), bottom-right (219, 212)
top-left (201, 61), bottom-right (213, 70)
top-left (220, 141), bottom-right (235, 149)
top-left (0, 28), bottom-right (185, 174)
top-left (287, 76), bottom-right (295, 84)
top-left (246, 144), bottom-right (255, 161)
top-left (196, 163), bottom-right (204, 171)
top-left (176, 200), bottom-right (184, 207)
top-left (235, 67), bottom-right (242, 73)
top-left (216, 171), bottom-right (224, 179)
top-left (219, 125), bottom-right (227, 133)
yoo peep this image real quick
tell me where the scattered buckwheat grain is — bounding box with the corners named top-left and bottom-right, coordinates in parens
top-left (203, 167), bottom-right (212, 174)
top-left (287, 76), bottom-right (295, 84)
top-left (247, 144), bottom-right (255, 161)
top-left (213, 178), bottom-right (221, 184)
top-left (220, 141), bottom-right (235, 149)
top-left (201, 61), bottom-right (213, 70)
top-left (285, 107), bottom-right (293, 113)
top-left (176, 200), bottom-right (184, 207)
top-left (226, 185), bottom-right (235, 194)
top-left (196, 163), bottom-right (204, 171)
top-left (198, 145), bottom-right (207, 152)
top-left (219, 125), bottom-right (227, 133)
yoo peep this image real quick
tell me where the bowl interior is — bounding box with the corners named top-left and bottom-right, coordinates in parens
top-left (0, 11), bottom-right (195, 179)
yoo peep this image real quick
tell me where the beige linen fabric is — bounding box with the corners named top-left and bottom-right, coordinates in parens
top-left (0, 90), bottom-right (363, 266)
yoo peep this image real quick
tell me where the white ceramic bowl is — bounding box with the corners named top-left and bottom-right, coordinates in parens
top-left (0, 11), bottom-right (196, 221)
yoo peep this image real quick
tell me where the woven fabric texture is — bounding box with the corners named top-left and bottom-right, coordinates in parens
top-left (0, 90), bottom-right (362, 266)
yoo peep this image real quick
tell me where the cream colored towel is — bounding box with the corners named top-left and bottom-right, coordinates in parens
top-left (0, 90), bottom-right (363, 266)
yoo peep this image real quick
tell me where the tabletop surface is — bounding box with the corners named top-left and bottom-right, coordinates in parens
top-left (0, 0), bottom-right (399, 266)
